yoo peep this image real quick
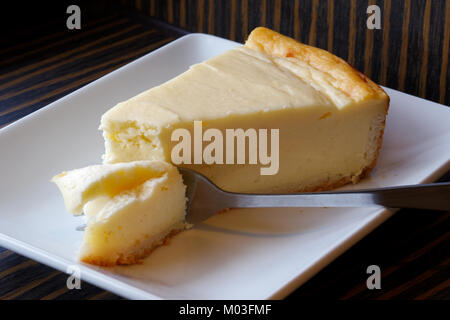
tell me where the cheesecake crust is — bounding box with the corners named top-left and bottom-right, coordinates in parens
top-left (81, 227), bottom-right (185, 267)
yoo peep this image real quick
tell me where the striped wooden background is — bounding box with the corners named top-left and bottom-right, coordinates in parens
top-left (124, 0), bottom-right (450, 106)
top-left (0, 3), bottom-right (449, 300)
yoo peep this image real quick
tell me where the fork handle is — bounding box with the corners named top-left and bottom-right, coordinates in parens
top-left (223, 182), bottom-right (450, 211)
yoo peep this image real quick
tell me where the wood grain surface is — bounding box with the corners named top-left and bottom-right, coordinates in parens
top-left (0, 4), bottom-right (449, 300)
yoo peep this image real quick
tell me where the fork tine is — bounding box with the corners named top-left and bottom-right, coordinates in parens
top-left (76, 224), bottom-right (86, 231)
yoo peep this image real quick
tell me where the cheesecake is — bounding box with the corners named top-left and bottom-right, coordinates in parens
top-left (51, 160), bottom-right (187, 266)
top-left (100, 27), bottom-right (389, 193)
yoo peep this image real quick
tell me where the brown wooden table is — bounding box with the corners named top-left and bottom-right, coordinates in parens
top-left (0, 13), bottom-right (448, 300)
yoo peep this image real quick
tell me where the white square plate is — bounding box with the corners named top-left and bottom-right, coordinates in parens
top-left (0, 34), bottom-right (449, 300)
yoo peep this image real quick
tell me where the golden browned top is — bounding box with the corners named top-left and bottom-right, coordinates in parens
top-left (245, 27), bottom-right (389, 104)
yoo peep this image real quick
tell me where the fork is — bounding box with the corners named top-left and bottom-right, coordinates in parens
top-left (76, 168), bottom-right (450, 230)
top-left (178, 168), bottom-right (450, 224)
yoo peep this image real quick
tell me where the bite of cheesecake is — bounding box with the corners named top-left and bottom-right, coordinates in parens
top-left (51, 161), bottom-right (187, 266)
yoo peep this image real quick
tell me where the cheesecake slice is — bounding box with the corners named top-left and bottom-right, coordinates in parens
top-left (51, 160), bottom-right (187, 266)
top-left (100, 27), bottom-right (389, 193)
